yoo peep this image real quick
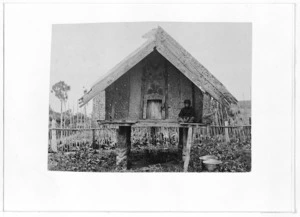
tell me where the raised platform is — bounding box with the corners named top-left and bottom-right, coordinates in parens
top-left (96, 119), bottom-right (207, 128)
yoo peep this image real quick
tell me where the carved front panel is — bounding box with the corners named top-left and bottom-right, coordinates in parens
top-left (142, 50), bottom-right (166, 119)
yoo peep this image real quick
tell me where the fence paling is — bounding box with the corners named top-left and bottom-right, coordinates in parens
top-left (49, 125), bottom-right (251, 152)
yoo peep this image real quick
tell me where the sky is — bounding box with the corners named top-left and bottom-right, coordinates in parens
top-left (50, 22), bottom-right (251, 115)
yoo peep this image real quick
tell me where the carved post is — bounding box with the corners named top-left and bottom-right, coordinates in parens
top-left (116, 125), bottom-right (131, 169)
top-left (51, 119), bottom-right (57, 152)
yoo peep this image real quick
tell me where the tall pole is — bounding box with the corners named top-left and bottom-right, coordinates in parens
top-left (76, 101), bottom-right (79, 129)
top-left (84, 105), bottom-right (87, 128)
top-left (62, 101), bottom-right (64, 129)
top-left (69, 104), bottom-right (72, 128)
top-left (60, 100), bottom-right (63, 129)
top-left (67, 102), bottom-right (69, 128)
top-left (64, 101), bottom-right (67, 138)
top-left (72, 103), bottom-right (75, 129)
top-left (83, 88), bottom-right (88, 129)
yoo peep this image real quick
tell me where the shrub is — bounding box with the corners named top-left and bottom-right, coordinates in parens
top-left (189, 138), bottom-right (251, 172)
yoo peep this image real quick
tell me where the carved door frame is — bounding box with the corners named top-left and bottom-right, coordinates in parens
top-left (143, 93), bottom-right (165, 119)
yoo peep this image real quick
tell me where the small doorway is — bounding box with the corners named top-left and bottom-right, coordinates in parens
top-left (146, 100), bottom-right (162, 119)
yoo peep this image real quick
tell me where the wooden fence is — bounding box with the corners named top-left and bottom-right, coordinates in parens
top-left (48, 123), bottom-right (251, 152)
top-left (209, 125), bottom-right (251, 141)
top-left (48, 124), bottom-right (117, 152)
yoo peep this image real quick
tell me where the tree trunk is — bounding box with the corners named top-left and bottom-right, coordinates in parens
top-left (63, 101), bottom-right (66, 129)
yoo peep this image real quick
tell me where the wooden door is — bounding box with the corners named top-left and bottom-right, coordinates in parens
top-left (146, 100), bottom-right (162, 119)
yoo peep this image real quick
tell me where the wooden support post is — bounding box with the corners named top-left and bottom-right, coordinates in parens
top-left (50, 120), bottom-right (57, 152)
top-left (224, 121), bottom-right (230, 143)
top-left (116, 126), bottom-right (131, 170)
top-left (178, 127), bottom-right (188, 161)
top-left (92, 129), bottom-right (97, 149)
top-left (183, 127), bottom-right (193, 172)
top-left (206, 125), bottom-right (210, 138)
top-left (150, 127), bottom-right (156, 146)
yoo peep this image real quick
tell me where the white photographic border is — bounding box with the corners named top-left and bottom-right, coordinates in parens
top-left (2, 3), bottom-right (296, 214)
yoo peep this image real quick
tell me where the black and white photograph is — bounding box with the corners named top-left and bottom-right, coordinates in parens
top-left (48, 23), bottom-right (252, 172)
top-left (2, 2), bottom-right (297, 214)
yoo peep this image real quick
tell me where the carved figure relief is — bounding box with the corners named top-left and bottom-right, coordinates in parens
top-left (142, 51), bottom-right (166, 119)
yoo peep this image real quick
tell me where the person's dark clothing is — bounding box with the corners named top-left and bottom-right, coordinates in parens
top-left (178, 107), bottom-right (195, 119)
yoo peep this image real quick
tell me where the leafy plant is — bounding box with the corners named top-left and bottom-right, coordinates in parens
top-left (189, 138), bottom-right (251, 172)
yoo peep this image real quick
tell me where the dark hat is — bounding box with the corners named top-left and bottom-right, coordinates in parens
top-left (184, 99), bottom-right (191, 105)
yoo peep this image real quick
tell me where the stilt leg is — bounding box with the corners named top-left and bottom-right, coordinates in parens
top-left (116, 126), bottom-right (131, 170)
top-left (183, 127), bottom-right (193, 172)
top-left (179, 127), bottom-right (188, 161)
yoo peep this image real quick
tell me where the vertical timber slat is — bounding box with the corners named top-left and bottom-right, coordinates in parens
top-left (183, 127), bottom-right (193, 172)
top-left (51, 120), bottom-right (57, 152)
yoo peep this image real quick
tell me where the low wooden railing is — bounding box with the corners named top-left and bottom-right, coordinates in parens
top-left (48, 120), bottom-right (251, 153)
top-left (48, 124), bottom-right (118, 152)
top-left (209, 125), bottom-right (251, 141)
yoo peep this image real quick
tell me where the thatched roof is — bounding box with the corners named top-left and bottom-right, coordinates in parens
top-left (79, 26), bottom-right (238, 107)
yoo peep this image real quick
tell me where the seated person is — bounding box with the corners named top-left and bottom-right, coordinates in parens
top-left (178, 99), bottom-right (195, 123)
